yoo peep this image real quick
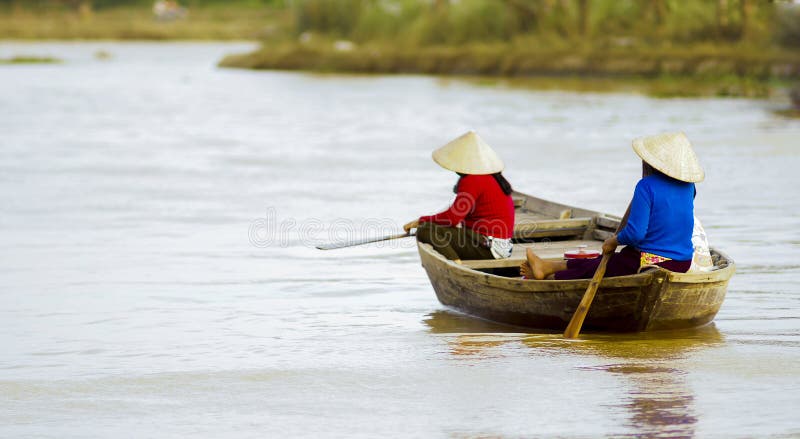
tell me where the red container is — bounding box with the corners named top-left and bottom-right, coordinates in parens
top-left (564, 246), bottom-right (600, 260)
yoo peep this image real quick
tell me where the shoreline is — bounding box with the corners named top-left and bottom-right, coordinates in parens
top-left (0, 39), bottom-right (256, 44)
top-left (1, 38), bottom-right (795, 102)
top-left (0, 6), bottom-right (286, 41)
top-left (219, 43), bottom-right (800, 98)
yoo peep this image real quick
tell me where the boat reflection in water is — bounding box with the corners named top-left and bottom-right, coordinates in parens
top-left (423, 310), bottom-right (724, 438)
top-left (570, 328), bottom-right (723, 439)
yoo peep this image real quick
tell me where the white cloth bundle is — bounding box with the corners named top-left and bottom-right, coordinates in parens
top-left (689, 216), bottom-right (714, 272)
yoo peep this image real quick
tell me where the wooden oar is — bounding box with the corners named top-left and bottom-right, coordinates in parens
top-left (563, 252), bottom-right (612, 338)
top-left (563, 205), bottom-right (631, 339)
top-left (316, 232), bottom-right (415, 250)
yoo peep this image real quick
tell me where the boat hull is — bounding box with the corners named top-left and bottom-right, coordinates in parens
top-left (418, 242), bottom-right (733, 332)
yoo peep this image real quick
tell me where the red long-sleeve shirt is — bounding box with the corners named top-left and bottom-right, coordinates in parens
top-left (419, 174), bottom-right (515, 239)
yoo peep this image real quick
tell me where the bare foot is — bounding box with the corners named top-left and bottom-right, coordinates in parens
top-left (526, 248), bottom-right (549, 280)
top-left (520, 261), bottom-right (533, 278)
top-left (453, 259), bottom-right (462, 265)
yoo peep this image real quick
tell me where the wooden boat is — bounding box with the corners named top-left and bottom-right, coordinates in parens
top-left (417, 191), bottom-right (735, 332)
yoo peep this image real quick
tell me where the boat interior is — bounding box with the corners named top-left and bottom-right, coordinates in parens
top-left (455, 192), bottom-right (618, 277)
top-left (459, 192), bottom-right (728, 278)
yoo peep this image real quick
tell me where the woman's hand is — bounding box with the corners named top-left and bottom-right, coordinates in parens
top-left (403, 219), bottom-right (420, 233)
top-left (602, 235), bottom-right (619, 255)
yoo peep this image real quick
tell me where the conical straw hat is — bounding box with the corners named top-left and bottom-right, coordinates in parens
top-left (632, 132), bottom-right (705, 183)
top-left (432, 131), bottom-right (504, 175)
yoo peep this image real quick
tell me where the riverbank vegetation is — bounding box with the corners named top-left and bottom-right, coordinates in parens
top-left (218, 0), bottom-right (800, 98)
top-left (2, 0), bottom-right (798, 98)
top-left (0, 55), bottom-right (61, 64)
top-left (0, 0), bottom-right (290, 40)
top-left (220, 41), bottom-right (798, 97)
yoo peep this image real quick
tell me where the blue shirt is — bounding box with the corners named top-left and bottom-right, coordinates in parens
top-left (616, 173), bottom-right (695, 260)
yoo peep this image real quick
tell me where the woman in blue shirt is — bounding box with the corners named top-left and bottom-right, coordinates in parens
top-left (522, 132), bottom-right (704, 280)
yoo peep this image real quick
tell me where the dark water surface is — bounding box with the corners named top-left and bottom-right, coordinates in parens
top-left (1, 42), bottom-right (799, 438)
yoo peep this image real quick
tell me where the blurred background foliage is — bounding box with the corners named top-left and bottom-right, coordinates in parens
top-left (0, 0), bottom-right (287, 9)
top-left (2, 0), bottom-right (798, 98)
top-left (1, 0), bottom-right (798, 49)
top-left (289, 0), bottom-right (799, 49)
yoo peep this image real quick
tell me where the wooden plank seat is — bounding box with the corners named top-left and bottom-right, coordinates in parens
top-left (462, 239), bottom-right (601, 269)
top-left (513, 217), bottom-right (593, 239)
top-left (594, 214), bottom-right (622, 230)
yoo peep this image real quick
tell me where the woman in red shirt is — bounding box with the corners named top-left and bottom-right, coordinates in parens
top-left (403, 131), bottom-right (515, 262)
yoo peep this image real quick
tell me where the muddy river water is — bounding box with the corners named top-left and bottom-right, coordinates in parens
top-left (1, 42), bottom-right (799, 438)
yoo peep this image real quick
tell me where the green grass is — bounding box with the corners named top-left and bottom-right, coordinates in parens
top-left (0, 55), bottom-right (61, 64)
top-left (212, 0), bottom-right (800, 98)
top-left (462, 75), bottom-right (788, 99)
top-left (775, 109), bottom-right (800, 119)
top-left (218, 41), bottom-right (800, 98)
top-left (0, 5), bottom-right (290, 40)
top-left (3, 1), bottom-right (798, 99)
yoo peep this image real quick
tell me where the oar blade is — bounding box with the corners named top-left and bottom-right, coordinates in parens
top-left (316, 232), bottom-right (414, 250)
top-left (563, 252), bottom-right (611, 338)
top-left (315, 241), bottom-right (351, 250)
